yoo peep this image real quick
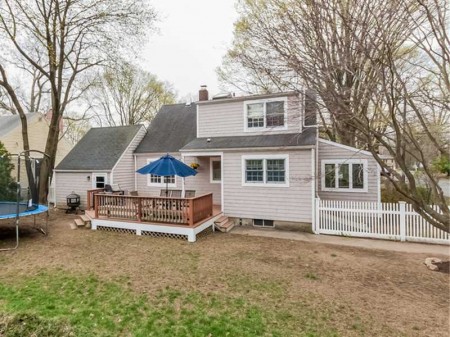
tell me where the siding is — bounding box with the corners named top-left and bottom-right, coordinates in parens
top-left (197, 95), bottom-right (302, 138)
top-left (134, 153), bottom-right (222, 204)
top-left (135, 153), bottom-right (181, 195)
top-left (223, 149), bottom-right (313, 223)
top-left (1, 115), bottom-right (72, 165)
top-left (2, 116), bottom-right (73, 188)
top-left (184, 156), bottom-right (221, 205)
top-left (54, 171), bottom-right (111, 209)
top-left (112, 126), bottom-right (146, 193)
top-left (317, 140), bottom-right (379, 202)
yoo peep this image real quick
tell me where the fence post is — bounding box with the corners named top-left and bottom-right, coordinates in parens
top-left (399, 201), bottom-right (406, 242)
top-left (314, 198), bottom-right (320, 234)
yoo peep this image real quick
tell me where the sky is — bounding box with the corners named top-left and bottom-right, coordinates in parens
top-left (140, 0), bottom-right (239, 101)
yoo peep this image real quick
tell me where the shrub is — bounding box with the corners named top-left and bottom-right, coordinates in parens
top-left (0, 141), bottom-right (16, 201)
top-left (432, 156), bottom-right (450, 176)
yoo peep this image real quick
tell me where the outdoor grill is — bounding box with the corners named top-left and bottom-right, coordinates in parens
top-left (66, 192), bottom-right (80, 214)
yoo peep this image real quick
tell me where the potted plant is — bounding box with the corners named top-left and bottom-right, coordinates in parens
top-left (190, 162), bottom-right (200, 170)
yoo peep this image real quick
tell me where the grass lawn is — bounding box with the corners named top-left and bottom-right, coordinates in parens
top-left (0, 210), bottom-right (448, 336)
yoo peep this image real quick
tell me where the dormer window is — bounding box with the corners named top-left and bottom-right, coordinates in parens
top-left (245, 98), bottom-right (287, 131)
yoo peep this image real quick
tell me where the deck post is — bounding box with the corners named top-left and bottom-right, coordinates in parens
top-left (187, 231), bottom-right (196, 242)
top-left (94, 194), bottom-right (99, 218)
top-left (188, 198), bottom-right (194, 226)
top-left (137, 197), bottom-right (142, 222)
top-left (87, 192), bottom-right (91, 211)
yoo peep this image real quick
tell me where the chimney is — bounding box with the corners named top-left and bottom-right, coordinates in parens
top-left (198, 85), bottom-right (209, 101)
top-left (45, 109), bottom-right (64, 132)
top-left (304, 89), bottom-right (317, 126)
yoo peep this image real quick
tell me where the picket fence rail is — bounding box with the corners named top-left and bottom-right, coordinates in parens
top-left (315, 198), bottom-right (449, 245)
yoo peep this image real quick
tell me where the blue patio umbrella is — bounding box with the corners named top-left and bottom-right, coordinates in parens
top-left (136, 154), bottom-right (197, 195)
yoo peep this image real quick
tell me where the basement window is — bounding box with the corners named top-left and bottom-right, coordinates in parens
top-left (253, 219), bottom-right (275, 228)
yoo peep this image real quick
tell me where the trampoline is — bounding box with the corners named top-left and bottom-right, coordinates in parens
top-left (0, 149), bottom-right (49, 251)
top-left (0, 202), bottom-right (48, 220)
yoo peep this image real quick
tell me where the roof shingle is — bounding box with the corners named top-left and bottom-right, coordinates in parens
top-left (55, 125), bottom-right (143, 170)
top-left (181, 128), bottom-right (316, 151)
top-left (134, 103), bottom-right (196, 153)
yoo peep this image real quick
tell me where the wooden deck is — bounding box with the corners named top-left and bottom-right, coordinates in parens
top-left (85, 191), bottom-right (222, 242)
top-left (85, 205), bottom-right (222, 229)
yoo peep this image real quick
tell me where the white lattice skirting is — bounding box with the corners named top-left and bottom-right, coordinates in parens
top-left (91, 215), bottom-right (220, 242)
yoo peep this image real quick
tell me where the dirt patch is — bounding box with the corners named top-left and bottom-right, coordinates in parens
top-left (0, 209), bottom-right (449, 336)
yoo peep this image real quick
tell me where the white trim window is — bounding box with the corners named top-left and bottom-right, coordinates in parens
top-left (244, 98), bottom-right (288, 131)
top-left (146, 159), bottom-right (176, 187)
top-left (92, 173), bottom-right (108, 189)
top-left (210, 158), bottom-right (222, 183)
top-left (321, 159), bottom-right (368, 192)
top-left (242, 155), bottom-right (289, 187)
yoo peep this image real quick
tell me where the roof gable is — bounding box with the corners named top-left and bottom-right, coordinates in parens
top-left (0, 114), bottom-right (40, 138)
top-left (134, 103), bottom-right (197, 154)
top-left (55, 125), bottom-right (144, 171)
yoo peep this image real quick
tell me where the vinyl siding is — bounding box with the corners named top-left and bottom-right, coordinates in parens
top-left (1, 116), bottom-right (73, 187)
top-left (112, 126), bottom-right (146, 193)
top-left (317, 140), bottom-right (379, 202)
top-left (54, 171), bottom-right (111, 209)
top-left (1, 115), bottom-right (72, 165)
top-left (223, 149), bottom-right (313, 222)
top-left (197, 95), bottom-right (302, 138)
top-left (135, 153), bottom-right (181, 195)
top-left (184, 156), bottom-right (221, 205)
top-left (134, 153), bottom-right (222, 204)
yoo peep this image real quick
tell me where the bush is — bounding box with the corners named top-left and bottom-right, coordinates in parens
top-left (0, 141), bottom-right (16, 201)
top-left (432, 156), bottom-right (450, 176)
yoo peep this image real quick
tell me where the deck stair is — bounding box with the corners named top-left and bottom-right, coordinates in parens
top-left (214, 216), bottom-right (234, 233)
top-left (71, 214), bottom-right (92, 229)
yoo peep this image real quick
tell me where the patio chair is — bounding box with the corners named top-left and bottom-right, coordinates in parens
top-left (104, 184), bottom-right (113, 193)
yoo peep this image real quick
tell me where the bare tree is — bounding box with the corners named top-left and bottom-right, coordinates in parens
top-left (222, 0), bottom-right (449, 231)
top-left (0, 0), bottom-right (156, 202)
top-left (88, 62), bottom-right (176, 127)
top-left (220, 0), bottom-right (418, 146)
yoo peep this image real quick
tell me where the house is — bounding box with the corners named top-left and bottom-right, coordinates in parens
top-left (54, 125), bottom-right (146, 208)
top-left (0, 113), bottom-right (73, 188)
top-left (136, 87), bottom-right (379, 225)
top-left (54, 86), bottom-right (380, 240)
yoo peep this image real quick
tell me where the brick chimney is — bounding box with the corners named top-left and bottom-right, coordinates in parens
top-left (198, 85), bottom-right (209, 101)
top-left (45, 109), bottom-right (64, 132)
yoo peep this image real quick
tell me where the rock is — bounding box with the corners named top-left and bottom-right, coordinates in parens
top-left (424, 257), bottom-right (442, 271)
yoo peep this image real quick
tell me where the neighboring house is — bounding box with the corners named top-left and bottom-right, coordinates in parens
top-left (0, 113), bottom-right (73, 186)
top-left (54, 86), bottom-right (380, 230)
top-left (54, 125), bottom-right (146, 208)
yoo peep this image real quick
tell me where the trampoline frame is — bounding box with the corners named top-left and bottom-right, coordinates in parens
top-left (0, 150), bottom-right (50, 252)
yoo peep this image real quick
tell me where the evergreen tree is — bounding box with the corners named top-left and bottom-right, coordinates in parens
top-left (0, 141), bottom-right (16, 201)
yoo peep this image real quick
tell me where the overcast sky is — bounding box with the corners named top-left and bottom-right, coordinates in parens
top-left (140, 0), bottom-right (238, 101)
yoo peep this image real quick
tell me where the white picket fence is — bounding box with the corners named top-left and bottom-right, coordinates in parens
top-left (315, 198), bottom-right (449, 245)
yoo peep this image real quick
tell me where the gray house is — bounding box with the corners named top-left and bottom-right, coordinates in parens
top-left (54, 87), bottom-right (379, 233)
top-left (54, 125), bottom-right (146, 208)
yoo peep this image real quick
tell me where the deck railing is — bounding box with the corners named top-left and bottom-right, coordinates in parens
top-left (93, 193), bottom-right (213, 226)
top-left (87, 188), bottom-right (105, 210)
